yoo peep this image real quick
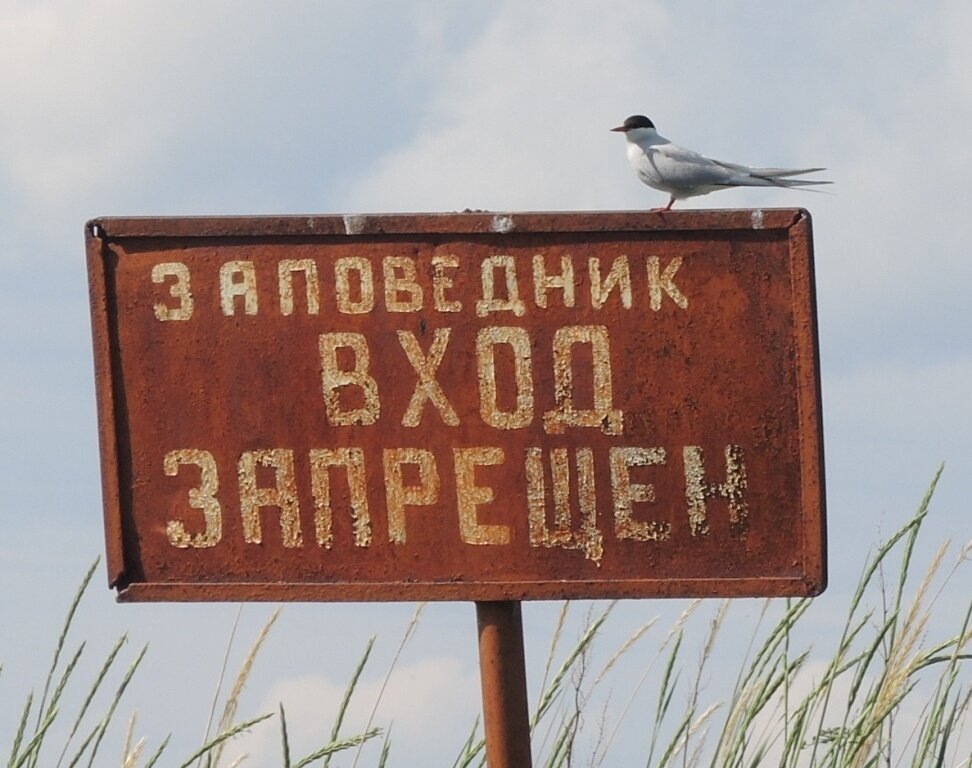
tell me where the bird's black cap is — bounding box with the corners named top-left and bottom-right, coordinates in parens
top-left (611, 115), bottom-right (655, 132)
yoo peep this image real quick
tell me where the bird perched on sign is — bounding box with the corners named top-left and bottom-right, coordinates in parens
top-left (611, 115), bottom-right (830, 211)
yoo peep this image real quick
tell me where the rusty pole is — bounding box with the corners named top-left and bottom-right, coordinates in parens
top-left (476, 600), bottom-right (533, 767)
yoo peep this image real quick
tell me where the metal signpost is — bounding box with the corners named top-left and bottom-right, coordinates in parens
top-left (86, 209), bottom-right (825, 767)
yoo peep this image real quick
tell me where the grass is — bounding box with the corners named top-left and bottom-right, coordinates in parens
top-left (514, 465), bottom-right (972, 767)
top-left (1, 564), bottom-right (380, 768)
top-left (3, 468), bottom-right (970, 766)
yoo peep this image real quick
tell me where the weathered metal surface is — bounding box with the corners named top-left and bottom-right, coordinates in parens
top-left (85, 209), bottom-right (826, 602)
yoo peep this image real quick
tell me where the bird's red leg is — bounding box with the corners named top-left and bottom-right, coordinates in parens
top-left (650, 195), bottom-right (676, 213)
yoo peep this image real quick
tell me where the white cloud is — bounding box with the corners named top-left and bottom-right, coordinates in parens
top-left (232, 657), bottom-right (480, 765)
top-left (345, 0), bottom-right (673, 212)
top-left (821, 356), bottom-right (972, 574)
top-left (0, 1), bottom-right (438, 260)
top-left (343, 0), bottom-right (972, 366)
top-left (827, 357), bottom-right (972, 442)
top-left (0, 2), bottom-right (216, 208)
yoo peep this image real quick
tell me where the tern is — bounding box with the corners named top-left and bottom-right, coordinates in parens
top-left (611, 115), bottom-right (830, 211)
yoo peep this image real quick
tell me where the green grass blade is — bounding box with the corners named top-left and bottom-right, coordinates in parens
top-left (322, 635), bottom-right (375, 768)
top-left (35, 559), bottom-right (98, 734)
top-left (11, 708), bottom-right (58, 768)
top-left (198, 603), bottom-right (243, 768)
top-left (376, 725), bottom-right (392, 768)
top-left (349, 602), bottom-right (425, 768)
top-left (280, 703), bottom-right (291, 768)
top-left (8, 690), bottom-right (33, 767)
top-left (450, 716), bottom-right (483, 768)
top-left (83, 643), bottom-right (148, 768)
top-left (54, 633), bottom-right (128, 768)
top-left (43, 643), bottom-right (85, 723)
top-left (291, 729), bottom-right (381, 768)
top-left (142, 735), bottom-right (171, 768)
top-left (175, 713), bottom-right (274, 768)
top-left (532, 602), bottom-right (615, 729)
top-left (208, 607), bottom-right (280, 768)
top-left (64, 724), bottom-right (98, 768)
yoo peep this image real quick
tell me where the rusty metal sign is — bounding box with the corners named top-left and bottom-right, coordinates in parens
top-left (86, 210), bottom-right (825, 602)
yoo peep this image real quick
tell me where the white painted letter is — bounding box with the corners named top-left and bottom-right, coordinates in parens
top-left (589, 256), bottom-right (632, 310)
top-left (384, 448), bottom-right (440, 544)
top-left (309, 447), bottom-right (371, 548)
top-left (399, 329), bottom-right (459, 427)
top-left (454, 447), bottom-right (510, 545)
top-left (611, 447), bottom-right (671, 541)
top-left (683, 445), bottom-right (749, 537)
top-left (533, 254), bottom-right (575, 308)
top-left (383, 256), bottom-right (423, 312)
top-left (432, 254), bottom-right (463, 312)
top-left (476, 326), bottom-right (534, 429)
top-left (152, 262), bottom-right (194, 321)
top-left (279, 259), bottom-right (320, 315)
top-left (164, 449), bottom-right (221, 548)
top-left (476, 255), bottom-right (526, 317)
top-left (220, 260), bottom-right (258, 315)
top-left (525, 447), bottom-right (602, 563)
top-left (319, 333), bottom-right (380, 425)
top-left (647, 256), bottom-right (688, 311)
top-left (238, 449), bottom-right (303, 547)
top-left (334, 257), bottom-right (375, 314)
top-left (543, 325), bottom-right (623, 435)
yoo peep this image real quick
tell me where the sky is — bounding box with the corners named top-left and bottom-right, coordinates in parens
top-left (2, 1), bottom-right (971, 765)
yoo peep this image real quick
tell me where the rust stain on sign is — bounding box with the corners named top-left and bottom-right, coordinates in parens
top-left (85, 209), bottom-right (826, 602)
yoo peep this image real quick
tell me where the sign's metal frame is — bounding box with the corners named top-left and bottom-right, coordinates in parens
top-left (86, 209), bottom-right (826, 603)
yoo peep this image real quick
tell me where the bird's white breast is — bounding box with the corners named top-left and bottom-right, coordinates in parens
top-left (626, 141), bottom-right (672, 193)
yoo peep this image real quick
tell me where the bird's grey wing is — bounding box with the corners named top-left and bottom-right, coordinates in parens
top-left (637, 143), bottom-right (832, 190)
top-left (640, 143), bottom-right (740, 188)
top-left (711, 159), bottom-right (827, 179)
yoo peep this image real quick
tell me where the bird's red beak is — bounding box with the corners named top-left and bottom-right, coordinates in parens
top-left (610, 125), bottom-right (627, 132)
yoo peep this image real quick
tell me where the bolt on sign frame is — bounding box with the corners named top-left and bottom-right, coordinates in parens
top-left (86, 209), bottom-right (825, 604)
